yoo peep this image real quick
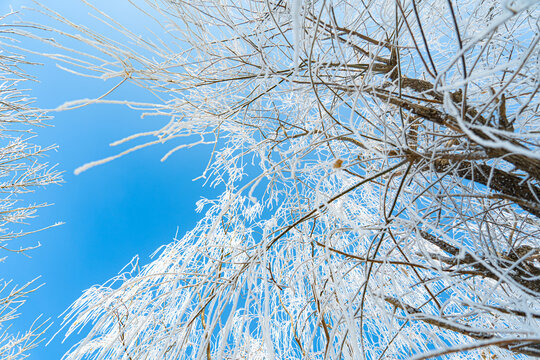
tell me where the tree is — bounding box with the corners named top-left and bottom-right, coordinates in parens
top-left (0, 10), bottom-right (62, 359)
top-left (28, 0), bottom-right (539, 358)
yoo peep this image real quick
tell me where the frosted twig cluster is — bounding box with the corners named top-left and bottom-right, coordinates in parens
top-left (0, 10), bottom-right (62, 359)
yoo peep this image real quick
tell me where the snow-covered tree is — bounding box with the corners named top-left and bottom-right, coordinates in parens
top-left (0, 11), bottom-right (62, 359)
top-left (30, 0), bottom-right (539, 358)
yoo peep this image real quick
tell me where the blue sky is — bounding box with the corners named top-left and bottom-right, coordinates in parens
top-left (0, 1), bottom-right (217, 358)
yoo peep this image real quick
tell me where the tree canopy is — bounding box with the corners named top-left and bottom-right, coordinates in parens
top-left (18, 0), bottom-right (540, 358)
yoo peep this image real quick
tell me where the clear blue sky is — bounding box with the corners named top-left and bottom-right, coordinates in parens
top-left (0, 1), bottom-right (217, 358)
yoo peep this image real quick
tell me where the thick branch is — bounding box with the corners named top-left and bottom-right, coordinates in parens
top-left (369, 87), bottom-right (540, 183)
top-left (419, 230), bottom-right (540, 294)
top-left (433, 160), bottom-right (540, 218)
top-left (384, 296), bottom-right (540, 357)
